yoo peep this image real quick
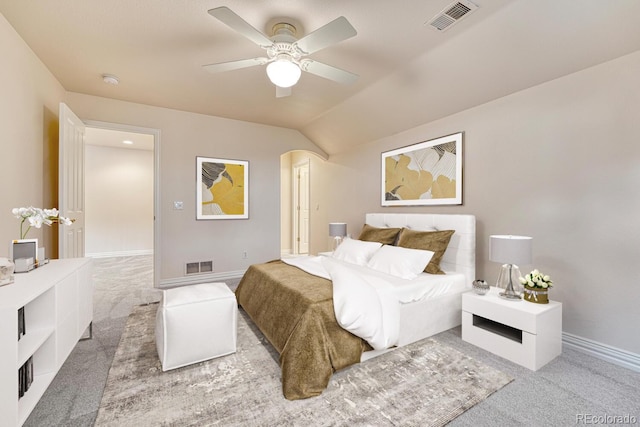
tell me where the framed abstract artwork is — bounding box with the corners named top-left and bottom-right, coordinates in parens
top-left (197, 157), bottom-right (249, 219)
top-left (381, 132), bottom-right (463, 206)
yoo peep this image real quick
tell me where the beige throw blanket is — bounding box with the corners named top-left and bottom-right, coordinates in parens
top-left (235, 260), bottom-right (367, 400)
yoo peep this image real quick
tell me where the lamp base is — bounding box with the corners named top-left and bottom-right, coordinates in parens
top-left (496, 263), bottom-right (522, 301)
top-left (498, 291), bottom-right (522, 301)
top-left (333, 236), bottom-right (343, 251)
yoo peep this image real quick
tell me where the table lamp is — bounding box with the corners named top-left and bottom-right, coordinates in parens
top-left (329, 223), bottom-right (347, 251)
top-left (489, 235), bottom-right (532, 300)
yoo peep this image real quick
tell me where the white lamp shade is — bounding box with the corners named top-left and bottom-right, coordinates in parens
top-left (489, 235), bottom-right (532, 266)
top-left (266, 58), bottom-right (301, 88)
top-left (329, 223), bottom-right (347, 237)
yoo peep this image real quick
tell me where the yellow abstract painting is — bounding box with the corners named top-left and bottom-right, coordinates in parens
top-left (382, 133), bottom-right (462, 206)
top-left (197, 157), bottom-right (249, 219)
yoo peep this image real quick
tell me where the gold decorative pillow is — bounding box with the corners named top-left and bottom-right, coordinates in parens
top-left (397, 228), bottom-right (455, 275)
top-left (358, 224), bottom-right (402, 245)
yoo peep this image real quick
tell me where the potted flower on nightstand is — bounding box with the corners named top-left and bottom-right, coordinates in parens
top-left (519, 269), bottom-right (553, 304)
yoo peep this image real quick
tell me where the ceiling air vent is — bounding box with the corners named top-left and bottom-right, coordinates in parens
top-left (427, 0), bottom-right (478, 32)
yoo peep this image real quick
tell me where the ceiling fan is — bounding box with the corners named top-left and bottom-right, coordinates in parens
top-left (203, 7), bottom-right (358, 97)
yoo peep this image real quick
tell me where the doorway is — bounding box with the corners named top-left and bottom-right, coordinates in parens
top-left (83, 121), bottom-right (160, 287)
top-left (281, 150), bottom-right (327, 257)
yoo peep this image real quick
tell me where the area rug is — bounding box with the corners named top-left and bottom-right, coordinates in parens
top-left (94, 303), bottom-right (512, 426)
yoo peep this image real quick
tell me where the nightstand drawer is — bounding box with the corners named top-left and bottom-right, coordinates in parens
top-left (462, 288), bottom-right (561, 334)
top-left (462, 311), bottom-right (539, 368)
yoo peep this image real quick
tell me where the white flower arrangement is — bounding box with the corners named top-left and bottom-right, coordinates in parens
top-left (12, 207), bottom-right (74, 239)
top-left (519, 269), bottom-right (553, 289)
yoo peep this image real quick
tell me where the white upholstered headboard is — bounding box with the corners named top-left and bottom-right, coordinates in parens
top-left (365, 213), bottom-right (476, 286)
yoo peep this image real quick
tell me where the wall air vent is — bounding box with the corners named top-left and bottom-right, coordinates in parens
top-left (427, 0), bottom-right (478, 32)
top-left (185, 260), bottom-right (214, 275)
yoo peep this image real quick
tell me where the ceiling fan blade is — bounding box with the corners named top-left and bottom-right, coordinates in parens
top-left (208, 7), bottom-right (273, 48)
top-left (301, 60), bottom-right (358, 85)
top-left (203, 57), bottom-right (268, 74)
top-left (276, 86), bottom-right (292, 98)
top-left (294, 16), bottom-right (357, 54)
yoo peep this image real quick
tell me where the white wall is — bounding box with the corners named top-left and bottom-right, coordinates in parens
top-left (322, 50), bottom-right (640, 355)
top-left (85, 144), bottom-right (154, 257)
top-left (0, 14), bottom-right (65, 258)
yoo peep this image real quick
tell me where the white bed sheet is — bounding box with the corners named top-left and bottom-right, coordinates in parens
top-left (393, 270), bottom-right (467, 304)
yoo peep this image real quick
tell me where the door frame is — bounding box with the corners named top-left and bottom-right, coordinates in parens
top-left (84, 120), bottom-right (161, 287)
top-left (292, 159), bottom-right (310, 254)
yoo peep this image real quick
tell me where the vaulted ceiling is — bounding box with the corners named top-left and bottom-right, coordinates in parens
top-left (2, 1), bottom-right (639, 155)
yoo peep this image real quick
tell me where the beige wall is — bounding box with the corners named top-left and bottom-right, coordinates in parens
top-left (323, 50), bottom-right (640, 355)
top-left (64, 92), bottom-right (325, 283)
top-left (0, 15), bottom-right (66, 258)
top-left (280, 152), bottom-right (293, 255)
top-left (85, 144), bottom-right (154, 257)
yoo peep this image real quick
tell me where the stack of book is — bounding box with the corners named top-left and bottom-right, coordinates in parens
top-left (18, 307), bottom-right (25, 340)
top-left (18, 357), bottom-right (33, 399)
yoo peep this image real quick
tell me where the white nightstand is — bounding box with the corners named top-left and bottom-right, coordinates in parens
top-left (462, 286), bottom-right (562, 370)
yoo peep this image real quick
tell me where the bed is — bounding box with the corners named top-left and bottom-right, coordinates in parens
top-left (235, 213), bottom-right (475, 400)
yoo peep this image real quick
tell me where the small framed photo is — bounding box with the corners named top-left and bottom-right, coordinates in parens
top-left (196, 157), bottom-right (249, 220)
top-left (382, 132), bottom-right (463, 206)
top-left (10, 239), bottom-right (38, 263)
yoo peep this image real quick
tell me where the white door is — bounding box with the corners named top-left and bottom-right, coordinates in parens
top-left (295, 162), bottom-right (310, 254)
top-left (58, 103), bottom-right (86, 258)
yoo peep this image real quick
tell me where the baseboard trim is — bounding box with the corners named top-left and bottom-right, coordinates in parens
top-left (87, 249), bottom-right (153, 258)
top-left (158, 269), bottom-right (246, 289)
top-left (562, 332), bottom-right (640, 373)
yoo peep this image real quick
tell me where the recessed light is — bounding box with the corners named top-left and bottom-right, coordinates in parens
top-left (122, 140), bottom-right (133, 145)
top-left (102, 74), bottom-right (119, 85)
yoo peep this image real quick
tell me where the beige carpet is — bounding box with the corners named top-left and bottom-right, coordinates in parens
top-left (95, 303), bottom-right (512, 426)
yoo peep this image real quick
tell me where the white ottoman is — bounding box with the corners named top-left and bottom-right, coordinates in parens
top-left (155, 282), bottom-right (237, 371)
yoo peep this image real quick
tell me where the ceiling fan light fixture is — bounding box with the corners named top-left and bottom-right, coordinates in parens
top-left (266, 56), bottom-right (301, 88)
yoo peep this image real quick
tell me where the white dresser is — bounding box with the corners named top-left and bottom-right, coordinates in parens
top-left (0, 258), bottom-right (93, 426)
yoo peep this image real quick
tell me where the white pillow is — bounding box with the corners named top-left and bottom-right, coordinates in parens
top-left (331, 238), bottom-right (382, 266)
top-left (367, 245), bottom-right (435, 280)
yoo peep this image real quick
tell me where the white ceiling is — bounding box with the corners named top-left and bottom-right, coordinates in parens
top-left (85, 128), bottom-right (154, 151)
top-left (2, 1), bottom-right (640, 155)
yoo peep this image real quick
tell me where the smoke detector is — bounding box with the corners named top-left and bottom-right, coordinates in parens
top-left (426, 0), bottom-right (478, 32)
top-left (102, 74), bottom-right (119, 85)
